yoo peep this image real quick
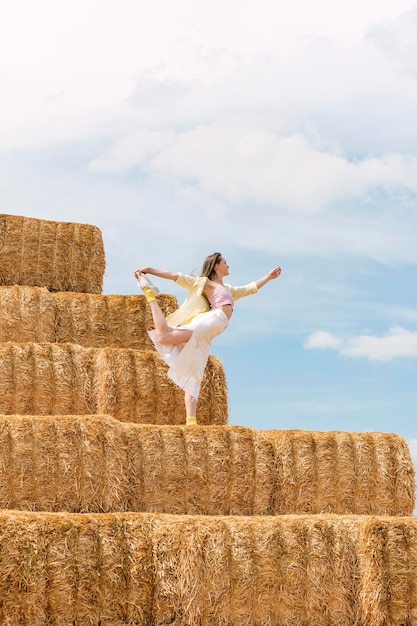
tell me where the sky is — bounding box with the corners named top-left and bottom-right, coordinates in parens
top-left (1, 0), bottom-right (417, 475)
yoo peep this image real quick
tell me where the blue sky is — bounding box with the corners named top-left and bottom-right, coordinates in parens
top-left (1, 0), bottom-right (417, 471)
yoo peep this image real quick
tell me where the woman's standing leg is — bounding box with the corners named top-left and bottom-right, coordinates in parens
top-left (171, 311), bottom-right (228, 427)
top-left (184, 393), bottom-right (198, 425)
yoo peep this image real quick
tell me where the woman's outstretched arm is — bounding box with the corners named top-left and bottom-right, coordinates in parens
top-left (133, 267), bottom-right (180, 281)
top-left (255, 266), bottom-right (282, 290)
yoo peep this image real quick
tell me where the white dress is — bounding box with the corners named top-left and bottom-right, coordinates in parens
top-left (148, 308), bottom-right (229, 400)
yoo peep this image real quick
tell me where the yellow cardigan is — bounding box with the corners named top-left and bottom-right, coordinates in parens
top-left (166, 273), bottom-right (258, 328)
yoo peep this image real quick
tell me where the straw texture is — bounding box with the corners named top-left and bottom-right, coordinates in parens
top-left (53, 291), bottom-right (178, 348)
top-left (0, 344), bottom-right (227, 424)
top-left (0, 343), bottom-right (94, 415)
top-left (0, 510), bottom-right (416, 626)
top-left (0, 286), bottom-right (178, 349)
top-left (93, 348), bottom-right (228, 425)
top-left (0, 286), bottom-right (55, 343)
top-left (0, 416), bottom-right (413, 516)
top-left (0, 415), bottom-right (129, 512)
top-left (0, 213), bottom-right (105, 293)
top-left (1, 212), bottom-right (415, 626)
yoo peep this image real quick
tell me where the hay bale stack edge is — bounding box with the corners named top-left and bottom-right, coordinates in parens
top-left (0, 214), bottom-right (105, 293)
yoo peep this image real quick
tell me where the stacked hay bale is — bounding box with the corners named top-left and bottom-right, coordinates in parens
top-left (0, 510), bottom-right (416, 626)
top-left (0, 285), bottom-right (178, 349)
top-left (0, 213), bottom-right (105, 293)
top-left (0, 213), bottom-right (415, 626)
top-left (0, 342), bottom-right (226, 424)
top-left (0, 213), bottom-right (228, 425)
top-left (0, 415), bottom-right (414, 517)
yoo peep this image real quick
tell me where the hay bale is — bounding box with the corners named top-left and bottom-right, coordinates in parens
top-left (357, 516), bottom-right (417, 626)
top-left (53, 291), bottom-right (178, 349)
top-left (0, 416), bottom-right (413, 516)
top-left (0, 285), bottom-right (56, 343)
top-left (124, 426), bottom-right (415, 517)
top-left (0, 511), bottom-right (154, 625)
top-left (196, 354), bottom-right (229, 424)
top-left (0, 344), bottom-right (226, 424)
top-left (0, 415), bottom-right (129, 512)
top-left (251, 515), bottom-right (361, 625)
top-left (0, 285), bottom-right (179, 349)
top-left (93, 348), bottom-right (228, 425)
top-left (93, 348), bottom-right (183, 425)
top-left (270, 430), bottom-right (415, 516)
top-left (0, 511), bottom-right (416, 626)
top-left (0, 213), bottom-right (105, 293)
top-left (0, 343), bottom-right (94, 415)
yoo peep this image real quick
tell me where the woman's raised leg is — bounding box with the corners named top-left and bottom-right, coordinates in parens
top-left (138, 273), bottom-right (193, 346)
top-left (148, 301), bottom-right (192, 345)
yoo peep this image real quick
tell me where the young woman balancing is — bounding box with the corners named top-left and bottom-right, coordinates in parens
top-left (133, 253), bottom-right (281, 425)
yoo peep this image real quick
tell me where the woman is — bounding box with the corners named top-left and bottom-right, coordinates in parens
top-left (134, 253), bottom-right (281, 425)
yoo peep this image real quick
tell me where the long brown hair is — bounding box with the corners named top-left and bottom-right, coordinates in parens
top-left (200, 252), bottom-right (222, 280)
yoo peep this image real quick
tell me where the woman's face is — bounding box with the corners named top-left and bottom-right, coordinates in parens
top-left (215, 256), bottom-right (229, 277)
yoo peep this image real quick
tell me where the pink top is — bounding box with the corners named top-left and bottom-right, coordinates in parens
top-left (208, 284), bottom-right (234, 310)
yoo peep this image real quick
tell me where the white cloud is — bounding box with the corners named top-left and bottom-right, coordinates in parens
top-left (2, 0), bottom-right (417, 266)
top-left (367, 7), bottom-right (417, 79)
top-left (80, 8), bottom-right (417, 219)
top-left (304, 331), bottom-right (344, 350)
top-left (2, 0), bottom-right (417, 154)
top-left (304, 326), bottom-right (417, 360)
top-left (90, 130), bottom-right (176, 174)
top-left (90, 119), bottom-right (417, 213)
